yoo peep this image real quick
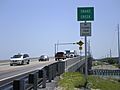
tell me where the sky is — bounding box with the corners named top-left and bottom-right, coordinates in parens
top-left (0, 0), bottom-right (120, 59)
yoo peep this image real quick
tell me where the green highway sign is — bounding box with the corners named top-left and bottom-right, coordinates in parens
top-left (77, 7), bottom-right (94, 21)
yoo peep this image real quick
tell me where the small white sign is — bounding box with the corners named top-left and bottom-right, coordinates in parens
top-left (80, 22), bottom-right (91, 36)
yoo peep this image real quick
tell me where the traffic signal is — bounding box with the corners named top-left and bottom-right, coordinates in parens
top-left (76, 40), bottom-right (84, 50)
top-left (79, 46), bottom-right (82, 50)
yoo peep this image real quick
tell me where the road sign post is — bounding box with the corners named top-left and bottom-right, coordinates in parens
top-left (85, 34), bottom-right (88, 85)
top-left (77, 7), bottom-right (94, 88)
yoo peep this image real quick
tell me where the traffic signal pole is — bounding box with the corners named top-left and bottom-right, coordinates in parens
top-left (54, 42), bottom-right (76, 55)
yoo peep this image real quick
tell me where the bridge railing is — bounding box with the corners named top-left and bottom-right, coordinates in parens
top-left (91, 69), bottom-right (120, 79)
top-left (0, 56), bottom-right (87, 90)
top-left (65, 56), bottom-right (85, 72)
top-left (0, 61), bottom-right (65, 90)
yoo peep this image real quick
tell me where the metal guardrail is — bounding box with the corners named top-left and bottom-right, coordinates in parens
top-left (0, 61), bottom-right (65, 90)
top-left (65, 56), bottom-right (85, 72)
top-left (91, 69), bottom-right (120, 79)
top-left (91, 69), bottom-right (120, 76)
top-left (0, 56), bottom-right (88, 90)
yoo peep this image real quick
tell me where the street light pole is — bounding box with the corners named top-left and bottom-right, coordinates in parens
top-left (55, 44), bottom-right (56, 55)
top-left (110, 49), bottom-right (112, 58)
top-left (118, 24), bottom-right (120, 67)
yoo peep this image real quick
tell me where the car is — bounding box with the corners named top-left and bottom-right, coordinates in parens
top-left (55, 52), bottom-right (66, 61)
top-left (39, 55), bottom-right (49, 61)
top-left (65, 50), bottom-right (77, 58)
top-left (10, 53), bottom-right (30, 66)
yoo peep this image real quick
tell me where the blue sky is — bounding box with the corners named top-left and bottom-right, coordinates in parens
top-left (0, 0), bottom-right (120, 59)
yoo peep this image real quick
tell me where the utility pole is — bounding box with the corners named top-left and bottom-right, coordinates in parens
top-left (55, 44), bottom-right (57, 55)
top-left (54, 41), bottom-right (59, 56)
top-left (118, 24), bottom-right (120, 67)
top-left (57, 41), bottom-right (59, 52)
top-left (110, 49), bottom-right (112, 58)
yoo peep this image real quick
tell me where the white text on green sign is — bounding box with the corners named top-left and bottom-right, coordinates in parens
top-left (77, 7), bottom-right (94, 21)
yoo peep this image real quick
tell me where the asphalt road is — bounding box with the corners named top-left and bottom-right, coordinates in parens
top-left (0, 58), bottom-right (56, 82)
top-left (0, 56), bottom-right (78, 82)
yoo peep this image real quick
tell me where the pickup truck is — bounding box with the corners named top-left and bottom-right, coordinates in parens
top-left (55, 52), bottom-right (66, 61)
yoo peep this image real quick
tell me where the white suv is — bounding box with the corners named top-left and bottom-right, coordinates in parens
top-left (10, 54), bottom-right (30, 66)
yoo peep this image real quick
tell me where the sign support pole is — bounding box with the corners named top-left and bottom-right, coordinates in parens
top-left (77, 6), bottom-right (94, 88)
top-left (79, 47), bottom-right (81, 61)
top-left (84, 21), bottom-right (88, 87)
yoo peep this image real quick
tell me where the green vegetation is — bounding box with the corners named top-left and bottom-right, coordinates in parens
top-left (88, 76), bottom-right (120, 90)
top-left (58, 72), bottom-right (120, 90)
top-left (58, 72), bottom-right (85, 90)
top-left (100, 57), bottom-right (120, 68)
top-left (92, 61), bottom-right (103, 66)
top-left (107, 58), bottom-right (116, 64)
top-left (101, 57), bottom-right (118, 65)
